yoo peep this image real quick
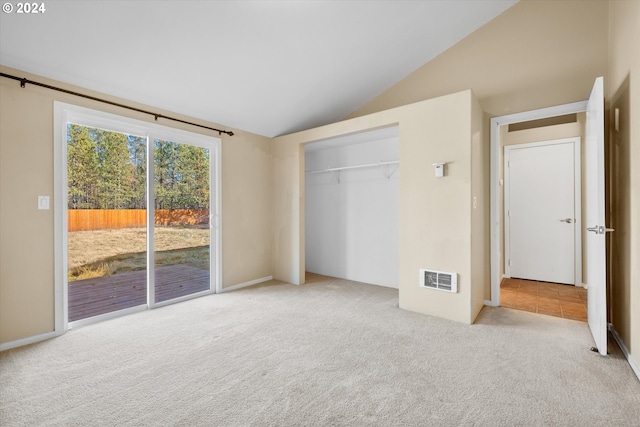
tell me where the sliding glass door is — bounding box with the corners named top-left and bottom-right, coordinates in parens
top-left (67, 124), bottom-right (148, 322)
top-left (59, 103), bottom-right (220, 325)
top-left (151, 139), bottom-right (212, 304)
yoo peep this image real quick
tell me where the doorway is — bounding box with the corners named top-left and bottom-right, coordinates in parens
top-left (491, 108), bottom-right (587, 322)
top-left (489, 77), bottom-right (608, 355)
top-left (489, 101), bottom-right (588, 307)
top-left (55, 103), bottom-right (221, 329)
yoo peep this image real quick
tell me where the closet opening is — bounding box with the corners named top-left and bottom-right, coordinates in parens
top-left (304, 126), bottom-right (399, 289)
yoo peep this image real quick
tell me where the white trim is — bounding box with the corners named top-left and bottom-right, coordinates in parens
top-left (503, 137), bottom-right (582, 285)
top-left (609, 324), bottom-right (640, 381)
top-left (220, 276), bottom-right (273, 293)
top-left (147, 134), bottom-right (156, 306)
top-left (489, 101), bottom-right (588, 306)
top-left (0, 331), bottom-right (62, 352)
top-left (152, 289), bottom-right (216, 308)
top-left (68, 304), bottom-right (147, 330)
top-left (213, 142), bottom-right (222, 294)
top-left (53, 103), bottom-right (68, 335)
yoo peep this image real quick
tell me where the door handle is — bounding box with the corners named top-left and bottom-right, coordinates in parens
top-left (560, 218), bottom-right (574, 223)
top-left (587, 225), bottom-right (616, 234)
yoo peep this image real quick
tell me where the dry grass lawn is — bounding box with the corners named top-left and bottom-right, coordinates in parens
top-left (68, 226), bottom-right (210, 281)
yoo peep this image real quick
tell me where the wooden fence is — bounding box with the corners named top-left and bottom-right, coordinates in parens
top-left (68, 209), bottom-right (209, 231)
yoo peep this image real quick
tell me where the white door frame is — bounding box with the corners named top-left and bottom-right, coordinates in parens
top-left (53, 102), bottom-right (222, 332)
top-left (503, 137), bottom-right (582, 285)
top-left (487, 101), bottom-right (588, 306)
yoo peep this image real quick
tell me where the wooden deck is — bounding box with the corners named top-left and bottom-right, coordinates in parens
top-left (69, 264), bottom-right (210, 322)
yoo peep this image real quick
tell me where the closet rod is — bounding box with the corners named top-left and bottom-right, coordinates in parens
top-left (0, 72), bottom-right (235, 136)
top-left (305, 160), bottom-right (399, 174)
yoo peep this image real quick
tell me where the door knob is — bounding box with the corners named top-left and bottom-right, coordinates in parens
top-left (560, 218), bottom-right (574, 223)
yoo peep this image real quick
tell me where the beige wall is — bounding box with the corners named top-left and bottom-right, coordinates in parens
top-left (0, 66), bottom-right (273, 345)
top-left (347, 0), bottom-right (608, 121)
top-left (500, 115), bottom-right (585, 147)
top-left (274, 90), bottom-right (486, 324)
top-left (222, 129), bottom-right (273, 287)
top-left (470, 95), bottom-right (488, 319)
top-left (607, 0), bottom-right (640, 366)
top-left (272, 141), bottom-right (305, 285)
top-left (397, 93), bottom-right (473, 323)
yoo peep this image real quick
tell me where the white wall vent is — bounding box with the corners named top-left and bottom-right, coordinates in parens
top-left (419, 269), bottom-right (458, 293)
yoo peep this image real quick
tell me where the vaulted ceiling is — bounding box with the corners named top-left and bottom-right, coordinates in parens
top-left (0, 1), bottom-right (517, 137)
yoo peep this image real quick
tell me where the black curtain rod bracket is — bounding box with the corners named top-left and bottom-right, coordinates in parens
top-left (1, 72), bottom-right (234, 137)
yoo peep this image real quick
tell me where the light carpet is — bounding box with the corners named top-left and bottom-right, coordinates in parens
top-left (1, 274), bottom-right (639, 426)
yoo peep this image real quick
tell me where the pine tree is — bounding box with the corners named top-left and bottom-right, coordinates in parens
top-left (67, 124), bottom-right (100, 209)
top-left (128, 135), bottom-right (147, 209)
top-left (68, 128), bottom-right (210, 212)
top-left (95, 129), bottom-right (135, 209)
top-left (154, 140), bottom-right (178, 209)
top-left (175, 144), bottom-right (209, 209)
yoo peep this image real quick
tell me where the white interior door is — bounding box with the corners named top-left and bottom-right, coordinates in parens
top-left (585, 76), bottom-right (608, 355)
top-left (505, 139), bottom-right (578, 284)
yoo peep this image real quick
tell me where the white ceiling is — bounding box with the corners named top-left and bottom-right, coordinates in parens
top-left (0, 1), bottom-right (517, 137)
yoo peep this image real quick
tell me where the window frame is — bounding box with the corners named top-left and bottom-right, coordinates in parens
top-left (54, 102), bottom-right (222, 332)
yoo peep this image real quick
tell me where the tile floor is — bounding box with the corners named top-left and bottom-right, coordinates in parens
top-left (500, 278), bottom-right (588, 322)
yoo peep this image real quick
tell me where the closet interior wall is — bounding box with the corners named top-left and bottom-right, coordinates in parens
top-left (304, 132), bottom-right (399, 288)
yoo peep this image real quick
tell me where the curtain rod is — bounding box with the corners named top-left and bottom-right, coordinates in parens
top-left (0, 72), bottom-right (234, 136)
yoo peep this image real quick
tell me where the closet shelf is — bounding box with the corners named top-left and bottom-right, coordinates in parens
top-left (305, 160), bottom-right (399, 183)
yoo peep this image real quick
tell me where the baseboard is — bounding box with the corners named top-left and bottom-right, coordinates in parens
top-left (221, 276), bottom-right (273, 293)
top-left (609, 324), bottom-right (640, 381)
top-left (485, 276), bottom-right (506, 307)
top-left (0, 330), bottom-right (61, 352)
top-left (69, 304), bottom-right (147, 330)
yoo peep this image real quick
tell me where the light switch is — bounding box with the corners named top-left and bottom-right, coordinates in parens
top-left (38, 196), bottom-right (50, 210)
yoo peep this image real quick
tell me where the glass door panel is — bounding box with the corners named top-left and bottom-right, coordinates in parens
top-left (67, 124), bottom-right (147, 322)
top-left (153, 139), bottom-right (211, 303)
